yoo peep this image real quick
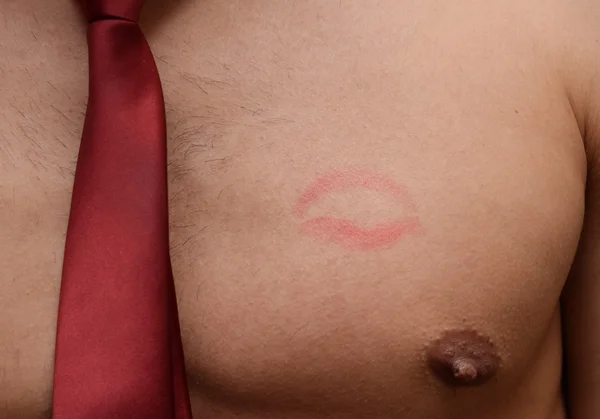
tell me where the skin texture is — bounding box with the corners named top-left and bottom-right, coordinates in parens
top-left (1, 0), bottom-right (600, 418)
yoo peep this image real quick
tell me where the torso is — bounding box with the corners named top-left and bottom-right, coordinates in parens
top-left (0, 1), bottom-right (589, 418)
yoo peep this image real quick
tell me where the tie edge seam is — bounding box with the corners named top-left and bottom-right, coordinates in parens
top-left (88, 15), bottom-right (137, 24)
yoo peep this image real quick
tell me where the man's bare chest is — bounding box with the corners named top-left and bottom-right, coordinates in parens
top-left (0, 1), bottom-right (586, 418)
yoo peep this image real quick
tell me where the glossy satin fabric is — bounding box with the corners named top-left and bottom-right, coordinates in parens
top-left (52, 1), bottom-right (192, 418)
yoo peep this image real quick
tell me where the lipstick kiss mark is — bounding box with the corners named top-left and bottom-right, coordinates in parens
top-left (293, 169), bottom-right (420, 251)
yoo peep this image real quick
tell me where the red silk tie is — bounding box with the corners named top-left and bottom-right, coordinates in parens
top-left (52, 1), bottom-right (192, 418)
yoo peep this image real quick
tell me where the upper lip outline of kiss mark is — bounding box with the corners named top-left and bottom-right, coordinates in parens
top-left (293, 169), bottom-right (420, 250)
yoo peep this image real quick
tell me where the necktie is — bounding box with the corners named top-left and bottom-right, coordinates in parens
top-left (52, 1), bottom-right (193, 417)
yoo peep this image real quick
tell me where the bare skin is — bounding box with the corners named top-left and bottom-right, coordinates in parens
top-left (2, 0), bottom-right (600, 418)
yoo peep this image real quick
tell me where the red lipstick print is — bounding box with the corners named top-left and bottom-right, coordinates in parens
top-left (294, 169), bottom-right (420, 251)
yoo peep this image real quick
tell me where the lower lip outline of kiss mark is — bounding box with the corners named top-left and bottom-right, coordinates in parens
top-left (299, 216), bottom-right (420, 251)
top-left (294, 169), bottom-right (420, 251)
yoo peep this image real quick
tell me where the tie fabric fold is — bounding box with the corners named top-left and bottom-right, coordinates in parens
top-left (83, 0), bottom-right (145, 22)
top-left (52, 1), bottom-right (193, 418)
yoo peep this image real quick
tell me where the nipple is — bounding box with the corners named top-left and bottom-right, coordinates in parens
top-left (426, 329), bottom-right (500, 387)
